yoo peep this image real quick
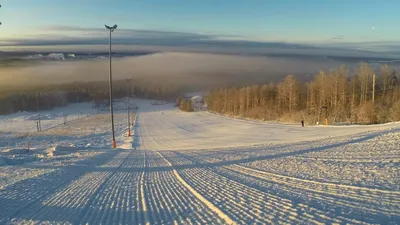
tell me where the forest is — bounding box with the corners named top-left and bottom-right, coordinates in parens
top-left (205, 63), bottom-right (400, 125)
top-left (3, 62), bottom-right (400, 125)
top-left (0, 79), bottom-right (183, 115)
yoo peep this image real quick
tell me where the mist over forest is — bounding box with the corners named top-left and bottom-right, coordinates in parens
top-left (1, 50), bottom-right (400, 116)
top-left (1, 51), bottom-right (400, 92)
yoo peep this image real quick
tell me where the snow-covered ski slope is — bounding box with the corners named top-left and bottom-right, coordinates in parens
top-left (137, 99), bottom-right (399, 150)
top-left (0, 102), bottom-right (97, 133)
top-left (0, 99), bottom-right (399, 224)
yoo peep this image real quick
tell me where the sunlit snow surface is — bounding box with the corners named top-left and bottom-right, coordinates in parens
top-left (0, 99), bottom-right (399, 224)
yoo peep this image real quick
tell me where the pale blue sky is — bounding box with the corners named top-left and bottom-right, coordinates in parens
top-left (0, 0), bottom-right (399, 52)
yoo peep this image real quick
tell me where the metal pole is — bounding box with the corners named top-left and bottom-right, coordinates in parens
top-left (92, 100), bottom-right (95, 115)
top-left (77, 97), bottom-right (80, 120)
top-left (127, 79), bottom-right (131, 137)
top-left (105, 24), bottom-right (117, 148)
top-left (131, 106), bottom-right (137, 127)
top-left (109, 29), bottom-right (116, 148)
top-left (36, 92), bottom-right (41, 132)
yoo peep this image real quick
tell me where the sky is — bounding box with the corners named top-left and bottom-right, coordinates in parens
top-left (0, 0), bottom-right (399, 54)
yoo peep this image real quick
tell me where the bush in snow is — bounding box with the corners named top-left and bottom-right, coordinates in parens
top-left (357, 102), bottom-right (378, 124)
top-left (390, 100), bottom-right (400, 121)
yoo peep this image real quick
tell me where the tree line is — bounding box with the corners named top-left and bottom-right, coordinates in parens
top-left (205, 63), bottom-right (400, 124)
top-left (0, 79), bottom-right (184, 115)
top-left (176, 98), bottom-right (194, 112)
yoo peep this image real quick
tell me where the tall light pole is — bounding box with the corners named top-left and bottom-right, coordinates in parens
top-left (131, 87), bottom-right (135, 126)
top-left (36, 92), bottom-right (41, 132)
top-left (127, 78), bottom-right (132, 137)
top-left (105, 24), bottom-right (118, 148)
top-left (77, 97), bottom-right (80, 120)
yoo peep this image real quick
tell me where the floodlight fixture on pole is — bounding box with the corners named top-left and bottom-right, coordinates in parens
top-left (105, 24), bottom-right (118, 148)
top-left (105, 24), bottom-right (118, 32)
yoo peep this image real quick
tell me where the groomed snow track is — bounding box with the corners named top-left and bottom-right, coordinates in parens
top-left (0, 101), bottom-right (399, 224)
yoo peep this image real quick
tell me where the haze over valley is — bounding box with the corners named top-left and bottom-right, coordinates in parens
top-left (2, 50), bottom-right (400, 91)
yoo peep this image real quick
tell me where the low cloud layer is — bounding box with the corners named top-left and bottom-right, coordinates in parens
top-left (3, 52), bottom-right (399, 92)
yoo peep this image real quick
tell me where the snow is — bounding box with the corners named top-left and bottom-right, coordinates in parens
top-left (184, 91), bottom-right (208, 98)
top-left (0, 102), bottom-right (98, 133)
top-left (23, 53), bottom-right (78, 60)
top-left (45, 145), bottom-right (78, 157)
top-left (24, 54), bottom-right (44, 59)
top-left (94, 56), bottom-right (108, 60)
top-left (190, 95), bottom-right (203, 101)
top-left (47, 53), bottom-right (65, 60)
top-left (0, 99), bottom-right (399, 224)
top-left (135, 100), bottom-right (399, 150)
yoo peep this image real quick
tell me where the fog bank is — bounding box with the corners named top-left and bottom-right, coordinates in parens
top-left (1, 52), bottom-right (399, 90)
